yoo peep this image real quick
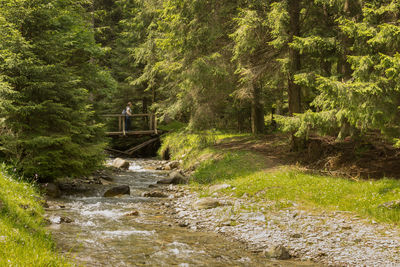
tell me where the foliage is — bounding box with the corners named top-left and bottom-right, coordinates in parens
top-left (0, 0), bottom-right (111, 180)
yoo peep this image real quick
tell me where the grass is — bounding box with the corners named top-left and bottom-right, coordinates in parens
top-left (0, 166), bottom-right (70, 266)
top-left (160, 130), bottom-right (400, 225)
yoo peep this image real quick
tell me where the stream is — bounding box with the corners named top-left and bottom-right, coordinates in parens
top-left (46, 159), bottom-right (317, 266)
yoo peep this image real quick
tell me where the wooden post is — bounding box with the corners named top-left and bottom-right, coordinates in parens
top-left (122, 118), bottom-right (126, 136)
top-left (118, 116), bottom-right (122, 132)
top-left (149, 114), bottom-right (153, 130)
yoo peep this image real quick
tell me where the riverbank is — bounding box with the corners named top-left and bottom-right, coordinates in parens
top-left (159, 131), bottom-right (400, 265)
top-left (0, 167), bottom-right (69, 266)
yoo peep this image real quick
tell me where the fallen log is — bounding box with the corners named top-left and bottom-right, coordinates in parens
top-left (124, 137), bottom-right (159, 155)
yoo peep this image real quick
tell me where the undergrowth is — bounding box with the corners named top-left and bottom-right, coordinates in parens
top-left (0, 166), bottom-right (70, 266)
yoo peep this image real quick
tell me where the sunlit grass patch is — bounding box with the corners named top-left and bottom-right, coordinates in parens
top-left (222, 165), bottom-right (400, 224)
top-left (0, 167), bottom-right (70, 266)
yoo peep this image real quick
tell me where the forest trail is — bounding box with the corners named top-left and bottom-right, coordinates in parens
top-left (214, 133), bottom-right (400, 180)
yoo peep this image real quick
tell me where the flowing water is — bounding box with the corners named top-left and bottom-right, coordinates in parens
top-left (46, 159), bottom-right (317, 267)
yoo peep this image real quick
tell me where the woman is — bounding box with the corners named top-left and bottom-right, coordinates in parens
top-left (124, 102), bottom-right (133, 131)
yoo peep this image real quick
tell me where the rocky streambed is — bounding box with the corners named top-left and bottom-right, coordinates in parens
top-left (44, 159), bottom-right (312, 266)
top-left (44, 159), bottom-right (400, 266)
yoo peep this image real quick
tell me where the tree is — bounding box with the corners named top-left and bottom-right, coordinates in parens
top-left (0, 0), bottom-right (113, 180)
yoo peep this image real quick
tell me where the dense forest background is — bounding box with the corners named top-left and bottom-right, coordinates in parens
top-left (1, 0), bottom-right (400, 180)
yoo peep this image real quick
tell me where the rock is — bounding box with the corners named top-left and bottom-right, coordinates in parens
top-left (40, 183), bottom-right (61, 198)
top-left (148, 184), bottom-right (158, 188)
top-left (124, 210), bottom-right (139, 216)
top-left (103, 185), bottom-right (130, 197)
top-left (60, 216), bottom-right (73, 223)
top-left (265, 245), bottom-right (291, 260)
top-left (142, 191), bottom-right (168, 198)
top-left (100, 178), bottom-right (113, 185)
top-left (167, 161), bottom-right (180, 170)
top-left (51, 216), bottom-right (73, 224)
top-left (157, 177), bottom-right (174, 184)
top-left (290, 233), bottom-right (302, 238)
top-left (157, 172), bottom-right (187, 185)
top-left (342, 225), bottom-right (352, 230)
top-left (378, 200), bottom-right (400, 209)
top-left (169, 171), bottom-right (187, 184)
top-left (178, 222), bottom-right (189, 227)
top-left (57, 182), bottom-right (94, 196)
top-left (209, 184), bottom-right (231, 193)
top-left (112, 158), bottom-right (130, 169)
top-left (193, 198), bottom-right (221, 210)
top-left (164, 165), bottom-right (172, 171)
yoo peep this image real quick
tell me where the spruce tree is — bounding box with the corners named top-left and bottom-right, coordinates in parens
top-left (0, 0), bottom-right (112, 180)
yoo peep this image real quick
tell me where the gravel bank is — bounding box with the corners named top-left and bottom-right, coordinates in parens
top-left (163, 185), bottom-right (400, 266)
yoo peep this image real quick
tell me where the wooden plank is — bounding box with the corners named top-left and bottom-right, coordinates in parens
top-left (102, 114), bottom-right (154, 118)
top-left (106, 130), bottom-right (156, 136)
top-left (124, 137), bottom-right (159, 155)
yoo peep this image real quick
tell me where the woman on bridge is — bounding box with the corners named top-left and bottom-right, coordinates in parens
top-left (124, 102), bottom-right (133, 131)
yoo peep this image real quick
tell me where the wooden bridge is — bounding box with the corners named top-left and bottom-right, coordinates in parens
top-left (103, 113), bottom-right (158, 136)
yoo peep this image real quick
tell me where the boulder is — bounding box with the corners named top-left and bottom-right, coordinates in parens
top-left (193, 198), bottom-right (221, 210)
top-left (209, 184), bottom-right (231, 193)
top-left (142, 191), bottom-right (168, 198)
top-left (112, 158), bottom-right (130, 169)
top-left (40, 183), bottom-right (61, 198)
top-left (265, 245), bottom-right (291, 260)
top-left (103, 185), bottom-right (130, 197)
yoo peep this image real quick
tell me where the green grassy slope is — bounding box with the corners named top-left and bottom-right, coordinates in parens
top-left (0, 167), bottom-right (70, 266)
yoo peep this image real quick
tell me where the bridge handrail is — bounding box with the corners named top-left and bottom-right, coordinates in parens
top-left (101, 113), bottom-right (153, 117)
top-left (102, 113), bottom-right (158, 136)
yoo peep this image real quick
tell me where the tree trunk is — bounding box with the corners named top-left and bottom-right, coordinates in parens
top-left (287, 0), bottom-right (302, 116)
top-left (251, 83), bottom-right (265, 134)
top-left (142, 97), bottom-right (148, 113)
top-left (287, 0), bottom-right (304, 150)
top-left (337, 0), bottom-right (361, 140)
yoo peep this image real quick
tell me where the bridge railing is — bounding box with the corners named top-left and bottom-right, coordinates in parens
top-left (102, 113), bottom-right (158, 136)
